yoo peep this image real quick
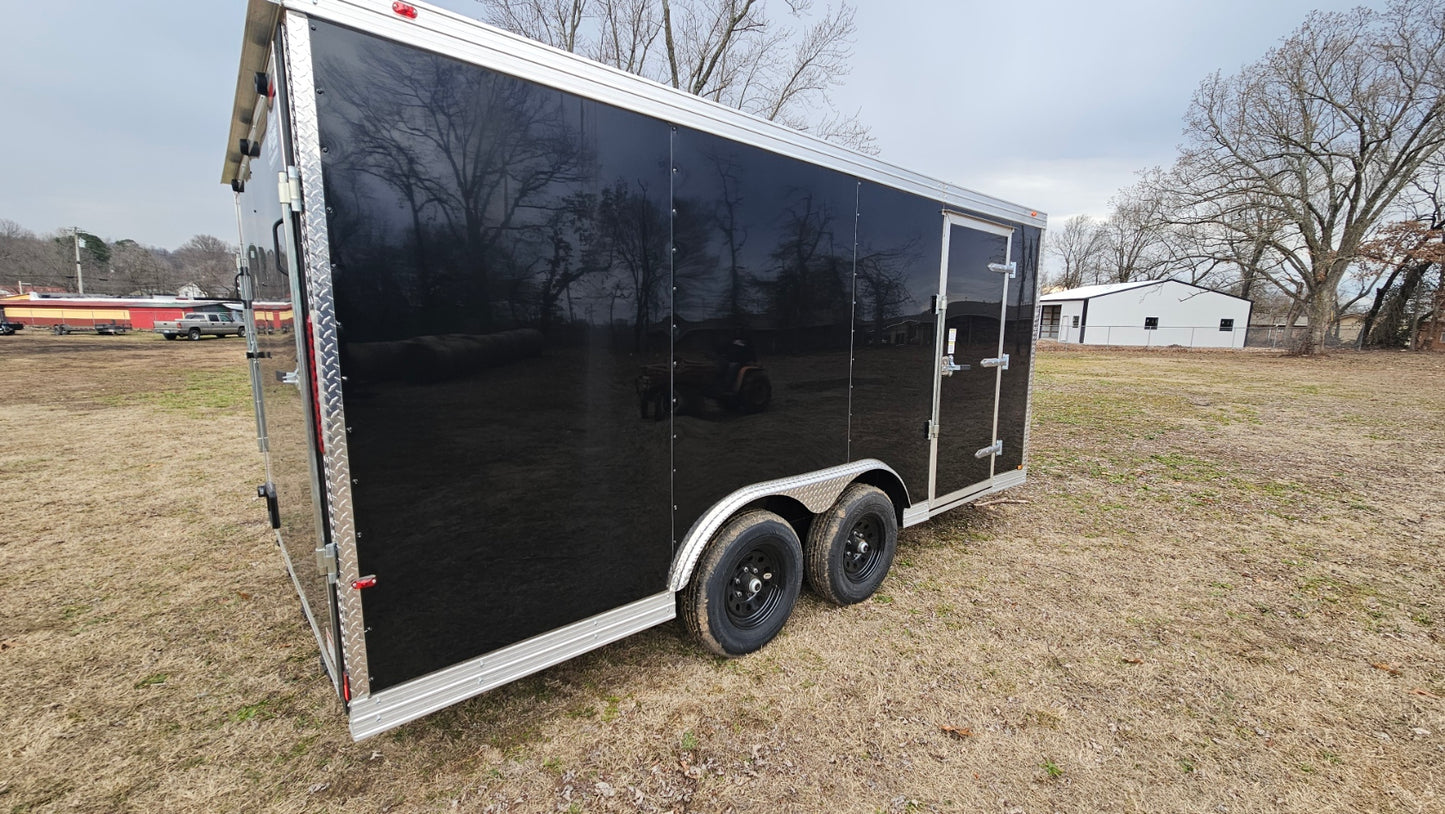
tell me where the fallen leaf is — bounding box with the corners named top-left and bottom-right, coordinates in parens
top-left (940, 725), bottom-right (974, 739)
top-left (1372, 662), bottom-right (1401, 675)
top-left (1122, 658), bottom-right (1144, 665)
top-left (237, 591), bottom-right (252, 601)
top-left (1410, 688), bottom-right (1440, 699)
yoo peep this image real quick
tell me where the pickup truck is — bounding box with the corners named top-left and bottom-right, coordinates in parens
top-left (154, 312), bottom-right (246, 341)
top-left (0, 317), bottom-right (23, 336)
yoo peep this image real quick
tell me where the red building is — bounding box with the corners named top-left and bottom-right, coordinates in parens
top-left (0, 294), bottom-right (292, 332)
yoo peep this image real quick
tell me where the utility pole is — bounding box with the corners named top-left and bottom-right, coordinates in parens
top-left (72, 227), bottom-right (86, 295)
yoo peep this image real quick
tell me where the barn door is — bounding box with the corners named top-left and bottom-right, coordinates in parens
top-left (929, 213), bottom-right (1014, 506)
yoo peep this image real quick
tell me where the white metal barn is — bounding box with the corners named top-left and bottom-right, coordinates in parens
top-left (1038, 280), bottom-right (1252, 348)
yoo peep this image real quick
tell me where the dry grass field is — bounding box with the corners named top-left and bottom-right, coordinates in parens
top-left (1, 331), bottom-right (1442, 813)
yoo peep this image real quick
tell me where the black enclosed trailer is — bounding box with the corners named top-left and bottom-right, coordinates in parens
top-left (223, 0), bottom-right (1045, 740)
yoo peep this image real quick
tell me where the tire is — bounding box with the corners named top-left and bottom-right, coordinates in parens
top-left (681, 510), bottom-right (803, 657)
top-left (188, 328), bottom-right (201, 341)
top-left (236, 325), bottom-right (246, 337)
top-left (164, 333), bottom-right (177, 341)
top-left (805, 484), bottom-right (898, 605)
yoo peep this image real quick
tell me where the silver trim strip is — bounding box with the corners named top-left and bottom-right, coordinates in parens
top-left (902, 503), bottom-right (929, 528)
top-left (347, 592), bottom-right (676, 741)
top-left (666, 458), bottom-right (906, 592)
top-left (920, 468), bottom-right (1028, 521)
top-left (282, 0), bottom-right (1045, 228)
top-left (283, 12), bottom-right (373, 698)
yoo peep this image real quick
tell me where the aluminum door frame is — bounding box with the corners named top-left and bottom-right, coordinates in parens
top-left (927, 211), bottom-right (1015, 508)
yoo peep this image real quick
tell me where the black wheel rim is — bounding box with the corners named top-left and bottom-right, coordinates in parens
top-left (842, 514), bottom-right (884, 583)
top-left (725, 544), bottom-right (785, 629)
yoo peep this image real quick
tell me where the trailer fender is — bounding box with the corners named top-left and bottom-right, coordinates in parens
top-left (667, 459), bottom-right (909, 593)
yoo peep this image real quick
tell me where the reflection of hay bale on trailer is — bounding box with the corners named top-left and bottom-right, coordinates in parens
top-left (345, 328), bottom-right (544, 384)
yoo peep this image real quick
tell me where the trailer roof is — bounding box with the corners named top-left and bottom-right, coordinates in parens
top-left (223, 0), bottom-right (1046, 229)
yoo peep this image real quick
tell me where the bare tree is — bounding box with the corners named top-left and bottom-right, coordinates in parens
top-left (1098, 181), bottom-right (1175, 284)
top-left (110, 240), bottom-right (174, 296)
top-left (1044, 215), bottom-right (1106, 289)
top-left (473, 0), bottom-right (874, 152)
top-left (1162, 0), bottom-right (1445, 354)
top-left (0, 220), bottom-right (64, 291)
top-left (173, 235), bottom-right (238, 297)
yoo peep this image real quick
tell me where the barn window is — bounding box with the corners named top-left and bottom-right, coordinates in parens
top-left (1071, 315), bottom-right (1079, 328)
top-left (1144, 317), bottom-right (1159, 330)
top-left (1219, 318), bottom-right (1234, 331)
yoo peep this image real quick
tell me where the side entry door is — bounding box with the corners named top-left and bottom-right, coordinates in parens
top-left (929, 213), bottom-right (1015, 506)
top-left (235, 43), bottom-right (345, 690)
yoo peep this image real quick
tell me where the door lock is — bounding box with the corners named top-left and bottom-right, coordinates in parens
top-left (980, 354), bottom-right (1010, 370)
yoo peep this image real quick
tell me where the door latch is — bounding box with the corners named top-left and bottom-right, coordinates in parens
top-left (275, 369), bottom-right (300, 385)
top-left (940, 355), bottom-right (970, 377)
top-left (988, 262), bottom-right (1017, 278)
top-left (256, 482), bottom-right (280, 530)
top-left (974, 440), bottom-right (1003, 459)
top-left (980, 354), bottom-right (1010, 370)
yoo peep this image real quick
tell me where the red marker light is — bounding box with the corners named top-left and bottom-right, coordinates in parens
top-left (392, 2), bottom-right (418, 18)
top-left (352, 576), bottom-right (377, 590)
top-left (342, 671), bottom-right (351, 702)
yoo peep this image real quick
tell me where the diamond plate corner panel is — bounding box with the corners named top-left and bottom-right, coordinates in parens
top-left (283, 12), bottom-right (372, 699)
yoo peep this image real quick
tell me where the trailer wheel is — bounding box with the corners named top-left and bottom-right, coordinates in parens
top-left (681, 510), bottom-right (803, 657)
top-left (188, 328), bottom-right (201, 341)
top-left (805, 484), bottom-right (897, 605)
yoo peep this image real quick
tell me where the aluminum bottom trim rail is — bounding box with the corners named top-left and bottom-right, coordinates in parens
top-left (914, 468), bottom-right (1028, 525)
top-left (347, 592), bottom-right (675, 741)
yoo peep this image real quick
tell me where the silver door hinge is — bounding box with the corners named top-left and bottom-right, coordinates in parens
top-left (988, 262), bottom-right (1017, 278)
top-left (925, 420), bottom-right (939, 440)
top-left (974, 440), bottom-right (1003, 459)
top-left (980, 354), bottom-right (1010, 370)
top-left (315, 543), bottom-right (338, 580)
top-left (278, 166), bottom-right (303, 211)
top-left (275, 369), bottom-right (300, 386)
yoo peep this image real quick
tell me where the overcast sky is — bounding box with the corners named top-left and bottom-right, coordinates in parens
top-left (0, 0), bottom-right (1387, 251)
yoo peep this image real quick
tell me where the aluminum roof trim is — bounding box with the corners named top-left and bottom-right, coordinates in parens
top-left (263, 0), bottom-right (1045, 227)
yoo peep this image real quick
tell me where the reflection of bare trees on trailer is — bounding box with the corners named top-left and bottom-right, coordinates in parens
top-left (223, 0), bottom-right (1044, 740)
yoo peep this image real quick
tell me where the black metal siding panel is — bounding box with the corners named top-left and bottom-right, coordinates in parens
top-left (310, 20), bottom-right (672, 692)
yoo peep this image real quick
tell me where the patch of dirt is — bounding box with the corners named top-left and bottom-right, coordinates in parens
top-left (1, 331), bottom-right (1442, 813)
